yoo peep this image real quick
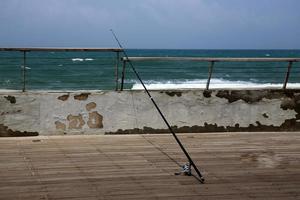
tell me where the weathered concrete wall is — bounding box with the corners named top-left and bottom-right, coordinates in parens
top-left (0, 89), bottom-right (299, 136)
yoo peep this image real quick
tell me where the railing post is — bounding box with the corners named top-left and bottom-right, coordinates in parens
top-left (283, 61), bottom-right (293, 90)
top-left (115, 51), bottom-right (120, 91)
top-left (206, 61), bottom-right (214, 90)
top-left (22, 51), bottom-right (27, 92)
top-left (121, 60), bottom-right (126, 91)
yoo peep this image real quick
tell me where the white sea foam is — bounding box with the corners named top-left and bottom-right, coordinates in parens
top-left (131, 79), bottom-right (300, 90)
top-left (72, 58), bottom-right (94, 62)
top-left (20, 66), bottom-right (31, 69)
top-left (0, 89), bottom-right (20, 93)
top-left (84, 58), bottom-right (94, 61)
top-left (72, 58), bottom-right (84, 62)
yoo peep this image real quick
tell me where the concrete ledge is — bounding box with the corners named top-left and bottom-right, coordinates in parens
top-left (0, 89), bottom-right (300, 136)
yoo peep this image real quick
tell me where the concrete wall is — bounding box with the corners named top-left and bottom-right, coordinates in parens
top-left (0, 89), bottom-right (299, 136)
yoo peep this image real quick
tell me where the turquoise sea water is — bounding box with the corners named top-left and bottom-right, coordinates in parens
top-left (0, 49), bottom-right (299, 90)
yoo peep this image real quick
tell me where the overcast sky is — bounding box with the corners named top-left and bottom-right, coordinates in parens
top-left (0, 0), bottom-right (299, 49)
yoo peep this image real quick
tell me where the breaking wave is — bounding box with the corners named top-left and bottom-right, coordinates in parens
top-left (130, 79), bottom-right (300, 90)
top-left (71, 58), bottom-right (94, 62)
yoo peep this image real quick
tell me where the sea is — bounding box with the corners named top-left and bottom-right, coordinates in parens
top-left (0, 49), bottom-right (299, 91)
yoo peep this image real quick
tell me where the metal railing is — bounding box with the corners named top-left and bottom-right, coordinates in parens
top-left (0, 48), bottom-right (300, 91)
top-left (0, 48), bottom-right (123, 91)
top-left (121, 57), bottom-right (300, 91)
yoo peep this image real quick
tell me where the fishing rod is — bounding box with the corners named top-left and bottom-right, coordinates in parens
top-left (110, 29), bottom-right (205, 183)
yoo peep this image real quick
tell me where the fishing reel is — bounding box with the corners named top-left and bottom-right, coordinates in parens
top-left (175, 163), bottom-right (192, 176)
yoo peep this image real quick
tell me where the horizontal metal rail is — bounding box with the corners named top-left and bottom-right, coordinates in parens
top-left (122, 57), bottom-right (300, 62)
top-left (0, 47), bottom-right (123, 52)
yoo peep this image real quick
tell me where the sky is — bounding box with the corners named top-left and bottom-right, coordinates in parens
top-left (0, 0), bottom-right (299, 49)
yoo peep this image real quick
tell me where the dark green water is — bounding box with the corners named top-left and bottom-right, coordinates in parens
top-left (0, 49), bottom-right (299, 90)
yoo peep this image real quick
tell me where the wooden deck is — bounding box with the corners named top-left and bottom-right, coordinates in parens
top-left (0, 132), bottom-right (299, 200)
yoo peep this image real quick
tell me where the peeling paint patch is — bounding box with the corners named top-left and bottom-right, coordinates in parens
top-left (58, 94), bottom-right (69, 101)
top-left (215, 90), bottom-right (299, 103)
top-left (1, 110), bottom-right (21, 116)
top-left (106, 125), bottom-right (235, 134)
top-left (105, 116), bottom-right (300, 134)
top-left (280, 93), bottom-right (300, 120)
top-left (55, 121), bottom-right (66, 131)
top-left (203, 90), bottom-right (212, 98)
top-left (215, 90), bottom-right (290, 103)
top-left (4, 96), bottom-right (16, 104)
top-left (213, 90), bottom-right (300, 130)
top-left (162, 91), bottom-right (182, 97)
top-left (281, 98), bottom-right (296, 110)
top-left (87, 111), bottom-right (103, 128)
top-left (86, 102), bottom-right (97, 111)
top-left (0, 124), bottom-right (38, 137)
top-left (216, 90), bottom-right (267, 103)
top-left (74, 93), bottom-right (90, 101)
top-left (262, 113), bottom-right (269, 118)
top-left (67, 114), bottom-right (85, 129)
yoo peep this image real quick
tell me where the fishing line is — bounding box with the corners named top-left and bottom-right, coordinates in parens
top-left (110, 29), bottom-right (205, 183)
